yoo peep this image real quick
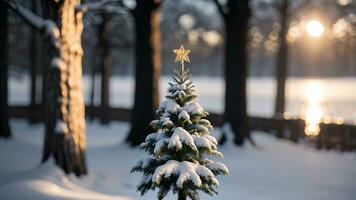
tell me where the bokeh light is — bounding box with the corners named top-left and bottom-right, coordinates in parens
top-left (306, 20), bottom-right (325, 38)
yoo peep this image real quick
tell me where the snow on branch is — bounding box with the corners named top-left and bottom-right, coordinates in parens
top-left (3, 0), bottom-right (59, 47)
top-left (76, 0), bottom-right (126, 14)
top-left (152, 160), bottom-right (219, 188)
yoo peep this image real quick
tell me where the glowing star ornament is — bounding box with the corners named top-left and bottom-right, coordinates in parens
top-left (173, 45), bottom-right (191, 65)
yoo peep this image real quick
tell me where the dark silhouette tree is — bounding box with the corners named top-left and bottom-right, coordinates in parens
top-left (125, 0), bottom-right (161, 146)
top-left (29, 0), bottom-right (39, 123)
top-left (274, 0), bottom-right (289, 117)
top-left (85, 4), bottom-right (124, 122)
top-left (213, 0), bottom-right (251, 145)
top-left (98, 13), bottom-right (111, 124)
top-left (0, 1), bottom-right (11, 138)
top-left (89, 43), bottom-right (97, 121)
top-left (270, 0), bottom-right (310, 117)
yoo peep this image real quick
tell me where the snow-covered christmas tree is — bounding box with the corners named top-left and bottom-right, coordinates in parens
top-left (131, 45), bottom-right (229, 200)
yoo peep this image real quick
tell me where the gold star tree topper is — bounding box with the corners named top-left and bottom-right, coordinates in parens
top-left (173, 45), bottom-right (191, 65)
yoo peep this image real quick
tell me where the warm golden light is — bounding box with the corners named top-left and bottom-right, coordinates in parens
top-left (303, 81), bottom-right (325, 136)
top-left (338, 0), bottom-right (351, 6)
top-left (304, 104), bottom-right (323, 136)
top-left (306, 20), bottom-right (325, 38)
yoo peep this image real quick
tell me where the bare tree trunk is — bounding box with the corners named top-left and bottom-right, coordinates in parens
top-left (275, 0), bottom-right (289, 118)
top-left (99, 13), bottom-right (111, 124)
top-left (41, 0), bottom-right (87, 176)
top-left (29, 0), bottom-right (38, 123)
top-left (0, 1), bottom-right (11, 138)
top-left (216, 1), bottom-right (251, 145)
top-left (40, 0), bottom-right (50, 117)
top-left (89, 51), bottom-right (96, 122)
top-left (40, 41), bottom-right (49, 113)
top-left (126, 0), bottom-right (161, 146)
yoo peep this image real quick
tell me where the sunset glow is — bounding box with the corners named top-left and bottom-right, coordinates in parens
top-left (306, 20), bottom-right (325, 38)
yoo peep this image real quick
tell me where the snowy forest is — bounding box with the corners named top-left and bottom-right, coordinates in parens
top-left (0, 0), bottom-right (356, 200)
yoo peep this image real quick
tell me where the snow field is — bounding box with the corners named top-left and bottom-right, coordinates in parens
top-left (0, 120), bottom-right (356, 200)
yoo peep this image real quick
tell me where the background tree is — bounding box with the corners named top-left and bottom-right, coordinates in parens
top-left (82, 1), bottom-right (126, 122)
top-left (260, 0), bottom-right (310, 117)
top-left (125, 0), bottom-right (162, 146)
top-left (0, 1), bottom-right (11, 138)
top-left (213, 0), bottom-right (251, 145)
top-left (29, 0), bottom-right (39, 123)
top-left (274, 0), bottom-right (289, 117)
top-left (98, 13), bottom-right (111, 124)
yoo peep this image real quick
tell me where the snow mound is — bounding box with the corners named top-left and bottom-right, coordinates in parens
top-left (0, 179), bottom-right (132, 200)
top-left (0, 160), bottom-right (132, 200)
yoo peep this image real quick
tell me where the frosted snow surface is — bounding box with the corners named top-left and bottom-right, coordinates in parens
top-left (1, 120), bottom-right (356, 200)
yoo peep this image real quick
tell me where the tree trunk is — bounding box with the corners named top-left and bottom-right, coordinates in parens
top-left (222, 1), bottom-right (250, 145)
top-left (40, 0), bottom-right (50, 116)
top-left (41, 0), bottom-right (87, 176)
top-left (99, 14), bottom-right (111, 124)
top-left (178, 190), bottom-right (186, 200)
top-left (89, 51), bottom-right (96, 122)
top-left (29, 0), bottom-right (38, 124)
top-left (0, 1), bottom-right (11, 138)
top-left (274, 0), bottom-right (289, 117)
top-left (126, 1), bottom-right (161, 146)
top-left (40, 41), bottom-right (49, 112)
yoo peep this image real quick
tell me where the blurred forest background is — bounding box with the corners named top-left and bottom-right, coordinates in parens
top-left (7, 0), bottom-right (355, 78)
top-left (1, 1), bottom-right (356, 199)
top-left (2, 0), bottom-right (355, 149)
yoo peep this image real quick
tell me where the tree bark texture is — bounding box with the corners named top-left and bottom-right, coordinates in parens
top-left (126, 0), bottom-right (161, 146)
top-left (221, 1), bottom-right (251, 145)
top-left (274, 0), bottom-right (289, 117)
top-left (0, 1), bottom-right (11, 138)
top-left (41, 0), bottom-right (87, 176)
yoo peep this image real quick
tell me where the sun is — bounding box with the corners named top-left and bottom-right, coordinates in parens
top-left (306, 20), bottom-right (325, 38)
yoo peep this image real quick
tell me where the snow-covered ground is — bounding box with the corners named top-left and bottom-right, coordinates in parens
top-left (9, 76), bottom-right (356, 123)
top-left (1, 120), bottom-right (356, 200)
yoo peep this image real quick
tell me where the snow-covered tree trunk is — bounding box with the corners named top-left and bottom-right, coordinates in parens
top-left (126, 0), bottom-right (161, 146)
top-left (0, 1), bottom-right (11, 138)
top-left (42, 0), bottom-right (87, 176)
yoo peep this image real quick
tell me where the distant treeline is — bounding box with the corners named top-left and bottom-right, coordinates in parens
top-left (7, 0), bottom-right (355, 77)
